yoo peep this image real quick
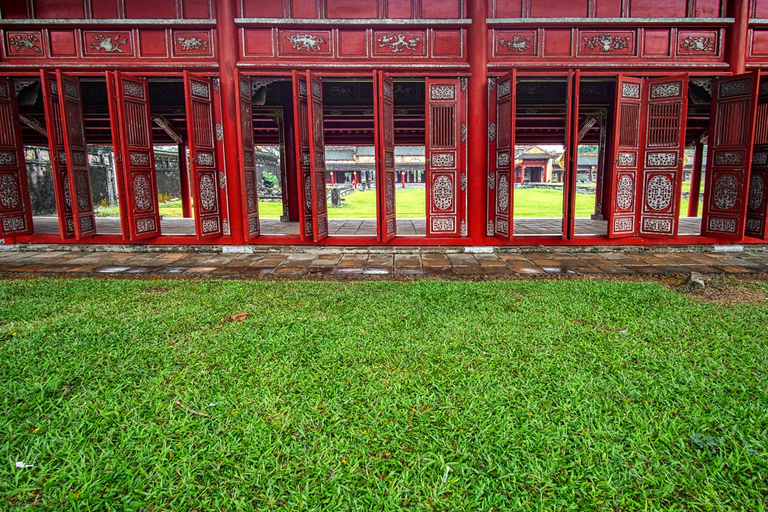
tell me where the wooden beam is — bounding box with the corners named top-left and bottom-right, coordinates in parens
top-left (577, 115), bottom-right (598, 143)
top-left (152, 115), bottom-right (184, 144)
top-left (19, 114), bottom-right (48, 137)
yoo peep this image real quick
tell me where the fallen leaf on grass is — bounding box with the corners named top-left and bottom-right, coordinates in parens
top-left (225, 312), bottom-right (248, 322)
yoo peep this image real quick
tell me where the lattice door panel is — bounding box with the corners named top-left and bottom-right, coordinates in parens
top-left (608, 77), bottom-right (643, 238)
top-left (237, 75), bottom-right (260, 241)
top-left (376, 71), bottom-right (396, 242)
top-left (638, 76), bottom-right (688, 238)
top-left (41, 70), bottom-right (75, 238)
top-left (110, 72), bottom-right (161, 240)
top-left (292, 71), bottom-right (313, 241)
top-left (493, 71), bottom-right (515, 240)
top-left (0, 78), bottom-right (33, 237)
top-left (307, 72), bottom-right (328, 242)
top-left (426, 78), bottom-right (463, 237)
top-left (746, 78), bottom-right (768, 239)
top-left (184, 72), bottom-right (223, 238)
top-left (702, 73), bottom-right (759, 239)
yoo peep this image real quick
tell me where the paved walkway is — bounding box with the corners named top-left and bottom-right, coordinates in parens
top-left (1, 246), bottom-right (768, 279)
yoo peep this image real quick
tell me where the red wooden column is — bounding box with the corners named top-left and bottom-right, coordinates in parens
top-left (178, 143), bottom-right (192, 218)
top-left (726, 0), bottom-right (749, 74)
top-left (214, 0), bottom-right (245, 244)
top-left (467, 0), bottom-right (488, 244)
top-left (687, 141), bottom-right (704, 217)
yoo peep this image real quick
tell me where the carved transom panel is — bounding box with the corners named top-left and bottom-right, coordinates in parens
top-left (431, 85), bottom-right (455, 100)
top-left (191, 81), bottom-right (210, 99)
top-left (720, 80), bottom-right (750, 98)
top-left (123, 81), bottom-right (144, 99)
top-left (622, 83), bottom-right (640, 99)
top-left (708, 217), bottom-right (736, 233)
top-left (650, 83), bottom-right (680, 99)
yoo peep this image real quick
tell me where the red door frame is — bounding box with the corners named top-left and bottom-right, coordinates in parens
top-left (0, 78), bottom-right (34, 237)
top-left (375, 70), bottom-right (396, 242)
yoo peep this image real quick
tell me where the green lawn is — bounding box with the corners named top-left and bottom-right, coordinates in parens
top-left (94, 182), bottom-right (705, 221)
top-left (1, 278), bottom-right (766, 509)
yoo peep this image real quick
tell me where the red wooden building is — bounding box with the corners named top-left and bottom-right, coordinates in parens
top-left (1, 0), bottom-right (767, 247)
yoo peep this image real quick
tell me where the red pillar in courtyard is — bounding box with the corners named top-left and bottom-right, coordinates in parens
top-left (726, 0), bottom-right (749, 74)
top-left (215, 0), bottom-right (245, 244)
top-left (688, 141), bottom-right (704, 217)
top-left (467, 0), bottom-right (488, 243)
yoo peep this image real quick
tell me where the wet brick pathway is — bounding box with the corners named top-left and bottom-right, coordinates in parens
top-left (1, 246), bottom-right (767, 280)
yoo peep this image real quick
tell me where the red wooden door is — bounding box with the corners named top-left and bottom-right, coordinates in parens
top-left (702, 73), bottom-right (759, 239)
top-left (41, 70), bottom-right (75, 238)
top-left (638, 76), bottom-right (689, 237)
top-left (608, 76), bottom-right (644, 238)
top-left (425, 78), bottom-right (461, 237)
top-left (563, 70), bottom-right (580, 240)
top-left (55, 71), bottom-right (96, 239)
top-left (184, 72), bottom-right (223, 238)
top-left (493, 70), bottom-right (515, 240)
top-left (236, 74), bottom-right (260, 241)
top-left (111, 72), bottom-right (161, 240)
top-left (306, 71), bottom-right (328, 242)
top-left (292, 71), bottom-right (313, 241)
top-left (376, 71), bottom-right (396, 242)
top-left (0, 78), bottom-right (33, 237)
top-left (746, 76), bottom-right (768, 239)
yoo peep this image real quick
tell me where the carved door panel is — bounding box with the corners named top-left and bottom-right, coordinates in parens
top-left (184, 72), bottom-right (223, 238)
top-left (376, 71), bottom-right (396, 242)
top-left (702, 73), bottom-right (759, 239)
top-left (493, 71), bottom-right (515, 241)
top-left (638, 76), bottom-right (689, 238)
top-left (746, 77), bottom-right (768, 239)
top-left (425, 78), bottom-right (461, 237)
top-left (563, 70), bottom-right (580, 239)
top-left (0, 78), bottom-right (33, 237)
top-left (306, 71), bottom-right (328, 242)
top-left (292, 70), bottom-right (313, 241)
top-left (237, 75), bottom-right (260, 241)
top-left (111, 72), bottom-right (161, 240)
top-left (608, 76), bottom-right (644, 238)
top-left (40, 71), bottom-right (76, 239)
top-left (54, 71), bottom-right (96, 239)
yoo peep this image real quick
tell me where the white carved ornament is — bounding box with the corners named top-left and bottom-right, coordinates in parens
top-left (191, 81), bottom-right (210, 99)
top-left (89, 34), bottom-right (128, 53)
top-left (713, 174), bottom-right (739, 210)
top-left (123, 81), bottom-right (144, 99)
top-left (497, 174), bottom-right (509, 212)
top-left (177, 35), bottom-right (208, 52)
top-left (720, 80), bottom-right (750, 98)
top-left (488, 172), bottom-right (496, 190)
top-left (130, 152), bottom-right (149, 166)
top-left (248, 217), bottom-right (259, 236)
top-left (136, 218), bottom-right (156, 233)
top-left (614, 217), bottom-right (634, 232)
top-left (487, 220), bottom-right (495, 236)
top-left (432, 217), bottom-right (455, 232)
top-left (0, 152), bottom-right (17, 166)
top-left (616, 175), bottom-right (633, 211)
top-left (245, 173), bottom-right (257, 212)
top-left (377, 34), bottom-right (421, 53)
top-left (749, 175), bottom-right (764, 210)
top-left (622, 83), bottom-right (640, 99)
top-left (650, 83), bottom-right (681, 99)
top-left (133, 175), bottom-right (152, 211)
top-left (201, 218), bottom-right (219, 234)
top-left (0, 174), bottom-right (21, 209)
top-left (496, 151), bottom-right (510, 168)
top-left (647, 152), bottom-right (676, 167)
top-left (708, 217), bottom-right (736, 233)
top-left (286, 33), bottom-right (325, 52)
top-left (8, 34), bottom-right (42, 54)
top-left (199, 175), bottom-right (216, 211)
top-left (617, 152), bottom-right (636, 167)
top-left (431, 85), bottom-right (455, 100)
top-left (2, 216), bottom-right (26, 233)
top-left (499, 35), bottom-right (532, 52)
top-left (752, 152), bottom-right (767, 166)
top-left (432, 176), bottom-right (453, 211)
top-left (645, 175), bottom-right (673, 211)
top-left (497, 80), bottom-right (511, 99)
top-left (79, 216), bottom-right (93, 233)
top-left (386, 175), bottom-right (394, 214)
top-left (746, 218), bottom-right (761, 233)
top-left (584, 33), bottom-right (631, 52)
top-left (715, 152), bottom-right (743, 166)
top-left (680, 36), bottom-right (714, 52)
top-left (75, 174), bottom-right (90, 210)
top-left (642, 218), bottom-right (672, 233)
top-left (495, 218), bottom-right (508, 235)
top-left (431, 153), bottom-right (454, 168)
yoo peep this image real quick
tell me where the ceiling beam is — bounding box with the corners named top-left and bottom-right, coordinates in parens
top-left (152, 115), bottom-right (184, 145)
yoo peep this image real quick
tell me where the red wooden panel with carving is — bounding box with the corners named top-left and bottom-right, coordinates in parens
top-left (0, 78), bottom-right (33, 237)
top-left (184, 72), bottom-right (223, 238)
top-left (307, 71), bottom-right (328, 242)
top-left (563, 70), bottom-right (580, 240)
top-left (237, 75), bottom-right (260, 241)
top-left (292, 71), bottom-right (313, 241)
top-left (608, 76), bottom-right (643, 238)
top-left (493, 70), bottom-right (514, 240)
top-left (746, 78), bottom-right (768, 239)
top-left (56, 71), bottom-right (96, 239)
top-left (40, 70), bottom-right (75, 238)
top-left (702, 73), bottom-right (759, 239)
top-left (638, 76), bottom-right (688, 237)
top-left (112, 72), bottom-right (161, 240)
top-left (425, 77), bottom-right (462, 237)
top-left (376, 71), bottom-right (396, 242)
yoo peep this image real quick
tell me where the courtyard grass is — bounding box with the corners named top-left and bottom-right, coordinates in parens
top-left (93, 182), bottom-right (705, 221)
top-left (1, 278), bottom-right (766, 510)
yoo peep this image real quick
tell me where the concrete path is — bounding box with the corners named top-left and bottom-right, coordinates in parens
top-left (1, 245), bottom-right (767, 280)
